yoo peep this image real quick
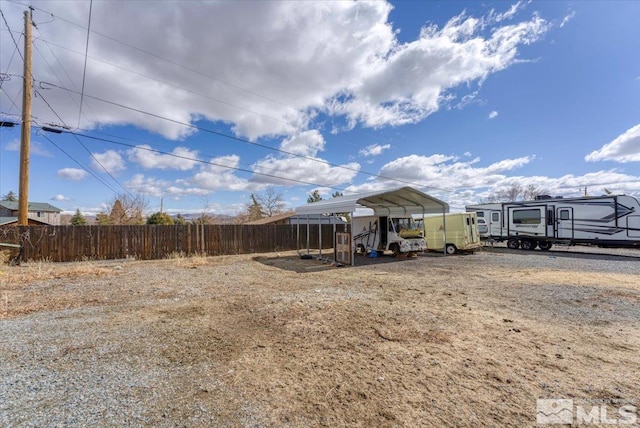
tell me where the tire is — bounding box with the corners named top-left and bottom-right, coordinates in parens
top-left (520, 240), bottom-right (537, 251)
top-left (356, 243), bottom-right (366, 254)
top-left (445, 244), bottom-right (457, 255)
top-left (538, 241), bottom-right (553, 251)
top-left (506, 238), bottom-right (520, 250)
top-left (390, 243), bottom-right (401, 257)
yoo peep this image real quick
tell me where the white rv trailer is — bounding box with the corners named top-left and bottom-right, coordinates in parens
top-left (466, 194), bottom-right (640, 250)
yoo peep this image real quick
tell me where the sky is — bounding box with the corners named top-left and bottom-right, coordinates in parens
top-left (1, 0), bottom-right (639, 216)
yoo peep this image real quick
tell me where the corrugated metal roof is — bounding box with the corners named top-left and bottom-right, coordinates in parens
top-left (295, 186), bottom-right (449, 217)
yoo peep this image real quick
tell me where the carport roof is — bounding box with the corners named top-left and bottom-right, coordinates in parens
top-left (295, 186), bottom-right (449, 217)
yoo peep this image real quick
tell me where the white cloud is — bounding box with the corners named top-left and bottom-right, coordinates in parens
top-left (58, 168), bottom-right (88, 181)
top-left (488, 111), bottom-right (499, 119)
top-left (489, 1), bottom-right (526, 23)
top-left (0, 2), bottom-right (549, 141)
top-left (92, 150), bottom-right (126, 173)
top-left (560, 10), bottom-right (576, 28)
top-left (333, 9), bottom-right (549, 128)
top-left (280, 130), bottom-right (325, 157)
top-left (360, 143), bottom-right (391, 157)
top-left (585, 124), bottom-right (640, 163)
top-left (128, 145), bottom-right (199, 170)
top-left (5, 138), bottom-right (53, 157)
top-left (189, 155), bottom-right (250, 191)
top-left (51, 194), bottom-right (71, 201)
top-left (340, 152), bottom-right (640, 211)
top-left (125, 174), bottom-right (170, 197)
top-left (250, 132), bottom-right (360, 187)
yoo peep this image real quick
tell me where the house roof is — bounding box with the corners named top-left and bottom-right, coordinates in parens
top-left (0, 217), bottom-right (17, 226)
top-left (246, 212), bottom-right (294, 225)
top-left (0, 201), bottom-right (62, 212)
top-left (0, 216), bottom-right (50, 226)
top-left (295, 186), bottom-right (449, 217)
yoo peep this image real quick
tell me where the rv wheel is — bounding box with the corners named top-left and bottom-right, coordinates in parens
top-left (520, 240), bottom-right (536, 251)
top-left (356, 244), bottom-right (366, 254)
top-left (445, 244), bottom-right (457, 255)
top-left (538, 241), bottom-right (553, 251)
top-left (506, 238), bottom-right (520, 250)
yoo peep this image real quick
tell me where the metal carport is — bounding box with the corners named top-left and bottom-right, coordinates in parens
top-left (294, 186), bottom-right (450, 265)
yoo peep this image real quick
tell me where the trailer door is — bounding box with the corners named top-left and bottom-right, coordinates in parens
top-left (556, 208), bottom-right (573, 239)
top-left (490, 210), bottom-right (501, 237)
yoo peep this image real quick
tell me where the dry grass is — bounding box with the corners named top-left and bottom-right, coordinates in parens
top-left (1, 250), bottom-right (639, 426)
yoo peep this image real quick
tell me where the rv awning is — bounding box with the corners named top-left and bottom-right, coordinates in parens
top-left (295, 186), bottom-right (449, 217)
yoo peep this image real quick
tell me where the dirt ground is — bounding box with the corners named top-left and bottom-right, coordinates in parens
top-left (1, 249), bottom-right (639, 426)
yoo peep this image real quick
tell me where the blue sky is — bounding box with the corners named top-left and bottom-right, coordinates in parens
top-left (1, 0), bottom-right (639, 216)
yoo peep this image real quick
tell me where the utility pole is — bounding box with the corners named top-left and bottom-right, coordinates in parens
top-left (18, 8), bottom-right (33, 225)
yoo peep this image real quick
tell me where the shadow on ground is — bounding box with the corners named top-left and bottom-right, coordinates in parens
top-left (253, 251), bottom-right (444, 273)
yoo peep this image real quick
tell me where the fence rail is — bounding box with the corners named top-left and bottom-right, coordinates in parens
top-left (0, 224), bottom-right (340, 262)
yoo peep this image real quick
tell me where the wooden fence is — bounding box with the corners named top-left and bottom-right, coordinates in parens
top-left (0, 224), bottom-right (340, 262)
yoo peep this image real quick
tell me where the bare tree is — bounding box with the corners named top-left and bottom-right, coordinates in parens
top-left (254, 187), bottom-right (286, 217)
top-left (106, 193), bottom-right (149, 225)
top-left (484, 184), bottom-right (547, 202)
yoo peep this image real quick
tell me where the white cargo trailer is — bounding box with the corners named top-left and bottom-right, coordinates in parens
top-left (417, 212), bottom-right (482, 254)
top-left (466, 195), bottom-right (640, 250)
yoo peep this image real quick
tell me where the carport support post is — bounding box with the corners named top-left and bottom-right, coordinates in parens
top-left (318, 216), bottom-right (322, 258)
top-left (296, 221), bottom-right (300, 255)
top-left (351, 213), bottom-right (355, 266)
top-left (332, 218), bottom-right (336, 263)
top-left (306, 214), bottom-right (310, 255)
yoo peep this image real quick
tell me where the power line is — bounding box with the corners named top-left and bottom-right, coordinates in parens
top-left (63, 128), bottom-right (352, 193)
top-left (33, 88), bottom-right (133, 197)
top-left (40, 80), bottom-right (453, 193)
top-left (0, 8), bottom-right (24, 62)
top-left (22, 2), bottom-right (303, 115)
top-left (36, 39), bottom-right (296, 129)
top-left (37, 129), bottom-right (121, 195)
top-left (33, 26), bottom-right (99, 126)
top-left (76, 0), bottom-right (92, 128)
top-left (5, 2), bottom-right (300, 127)
top-left (7, 2), bottom-right (455, 194)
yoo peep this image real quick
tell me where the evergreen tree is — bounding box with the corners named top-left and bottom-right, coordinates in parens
top-left (246, 193), bottom-right (265, 221)
top-left (1, 191), bottom-right (18, 201)
top-left (70, 209), bottom-right (87, 225)
top-left (96, 213), bottom-right (111, 225)
top-left (307, 190), bottom-right (323, 203)
top-left (174, 213), bottom-right (188, 225)
top-left (109, 200), bottom-right (127, 224)
top-left (146, 212), bottom-right (175, 225)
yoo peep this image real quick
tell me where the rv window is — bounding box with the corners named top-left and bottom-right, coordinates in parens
top-left (491, 212), bottom-right (499, 222)
top-left (466, 218), bottom-right (470, 225)
top-left (476, 212), bottom-right (484, 217)
top-left (512, 209), bottom-right (541, 225)
top-left (559, 209), bottom-right (570, 220)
